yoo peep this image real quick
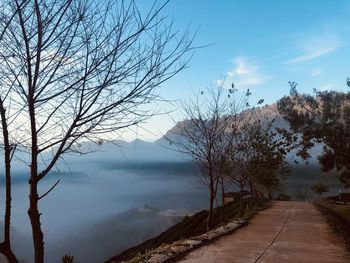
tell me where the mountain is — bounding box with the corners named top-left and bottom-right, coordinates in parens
top-left (61, 138), bottom-right (185, 165)
top-left (3, 102), bottom-right (320, 179)
top-left (0, 138), bottom-right (186, 185)
top-left (158, 103), bottom-right (289, 141)
top-left (156, 103), bottom-right (322, 165)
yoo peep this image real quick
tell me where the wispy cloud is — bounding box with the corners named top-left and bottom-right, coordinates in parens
top-left (286, 34), bottom-right (340, 64)
top-left (311, 68), bottom-right (322, 76)
top-left (215, 57), bottom-right (267, 89)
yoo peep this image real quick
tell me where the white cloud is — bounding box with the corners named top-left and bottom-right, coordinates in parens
top-left (286, 34), bottom-right (340, 64)
top-left (233, 57), bottom-right (255, 75)
top-left (311, 68), bottom-right (322, 76)
top-left (216, 57), bottom-right (267, 89)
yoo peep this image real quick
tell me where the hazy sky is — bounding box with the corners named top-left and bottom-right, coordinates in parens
top-left (124, 0), bottom-right (350, 141)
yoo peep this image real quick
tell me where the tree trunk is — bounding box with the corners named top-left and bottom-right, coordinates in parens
top-left (2, 144), bottom-right (18, 263)
top-left (256, 184), bottom-right (261, 202)
top-left (249, 181), bottom-right (254, 208)
top-left (220, 176), bottom-right (225, 222)
top-left (0, 243), bottom-right (18, 263)
top-left (0, 100), bottom-right (18, 263)
top-left (207, 184), bottom-right (215, 231)
top-left (239, 182), bottom-right (244, 216)
top-left (28, 179), bottom-right (44, 263)
top-left (28, 100), bottom-right (44, 263)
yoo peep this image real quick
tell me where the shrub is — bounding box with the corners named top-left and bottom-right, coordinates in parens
top-left (311, 182), bottom-right (329, 198)
top-left (62, 253), bottom-right (74, 263)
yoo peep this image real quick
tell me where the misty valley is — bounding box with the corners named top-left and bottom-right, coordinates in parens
top-left (0, 141), bottom-right (206, 263)
top-left (0, 140), bottom-right (343, 263)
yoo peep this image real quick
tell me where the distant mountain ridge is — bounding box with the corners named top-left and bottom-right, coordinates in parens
top-left (52, 103), bottom-right (320, 169)
top-left (63, 138), bottom-right (184, 164)
top-left (156, 103), bottom-right (323, 165)
top-left (4, 102), bottom-right (320, 178)
top-left (158, 103), bottom-right (289, 141)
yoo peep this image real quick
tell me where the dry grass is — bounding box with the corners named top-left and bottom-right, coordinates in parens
top-left (316, 199), bottom-right (350, 252)
top-left (317, 200), bottom-right (350, 223)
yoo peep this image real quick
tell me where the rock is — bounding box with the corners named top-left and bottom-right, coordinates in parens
top-left (170, 245), bottom-right (188, 254)
top-left (235, 219), bottom-right (247, 225)
top-left (207, 231), bottom-right (219, 240)
top-left (215, 226), bottom-right (230, 234)
top-left (145, 219), bottom-right (247, 263)
top-left (225, 222), bottom-right (238, 230)
top-left (147, 253), bottom-right (171, 263)
top-left (184, 239), bottom-right (202, 248)
top-left (196, 233), bottom-right (208, 241)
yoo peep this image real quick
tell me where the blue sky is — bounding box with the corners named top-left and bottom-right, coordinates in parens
top-left (126, 0), bottom-right (350, 141)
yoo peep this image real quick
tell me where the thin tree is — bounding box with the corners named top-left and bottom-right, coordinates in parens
top-left (224, 90), bottom-right (264, 213)
top-left (0, 0), bottom-right (194, 262)
top-left (212, 116), bottom-right (232, 222)
top-left (168, 88), bottom-right (229, 230)
top-left (0, 1), bottom-right (27, 262)
top-left (0, 100), bottom-right (18, 263)
top-left (220, 86), bottom-right (252, 216)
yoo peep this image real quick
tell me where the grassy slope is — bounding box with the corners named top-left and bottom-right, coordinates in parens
top-left (105, 198), bottom-right (263, 263)
top-left (317, 200), bottom-right (350, 223)
top-left (316, 200), bottom-right (350, 252)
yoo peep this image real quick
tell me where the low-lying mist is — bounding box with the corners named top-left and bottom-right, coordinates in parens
top-left (0, 140), bottom-right (209, 263)
top-left (0, 140), bottom-right (345, 263)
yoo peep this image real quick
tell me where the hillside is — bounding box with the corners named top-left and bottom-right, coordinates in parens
top-left (105, 198), bottom-right (256, 263)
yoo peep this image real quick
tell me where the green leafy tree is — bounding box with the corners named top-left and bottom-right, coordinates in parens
top-left (242, 118), bottom-right (290, 202)
top-left (311, 182), bottom-right (329, 199)
top-left (278, 81), bottom-right (350, 187)
top-left (225, 102), bottom-right (290, 213)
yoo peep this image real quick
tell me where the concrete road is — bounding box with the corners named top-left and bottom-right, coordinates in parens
top-left (178, 201), bottom-right (350, 263)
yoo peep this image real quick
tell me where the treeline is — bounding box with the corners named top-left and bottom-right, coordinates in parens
top-left (168, 87), bottom-right (292, 230)
top-left (278, 81), bottom-right (350, 189)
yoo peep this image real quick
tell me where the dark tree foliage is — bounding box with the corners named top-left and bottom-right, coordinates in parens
top-left (311, 182), bottom-right (329, 198)
top-left (240, 118), bottom-right (290, 200)
top-left (277, 82), bottom-right (350, 187)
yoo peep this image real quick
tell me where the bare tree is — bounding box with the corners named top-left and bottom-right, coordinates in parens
top-left (0, 0), bottom-right (194, 262)
top-left (0, 1), bottom-right (26, 262)
top-left (168, 88), bottom-right (229, 230)
top-left (223, 88), bottom-right (259, 214)
top-left (0, 100), bottom-right (18, 263)
top-left (216, 86), bottom-right (251, 219)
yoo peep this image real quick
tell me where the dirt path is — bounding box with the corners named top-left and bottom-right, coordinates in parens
top-left (178, 201), bottom-right (350, 263)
